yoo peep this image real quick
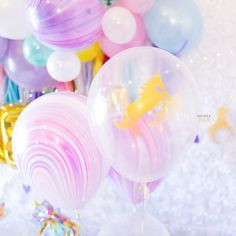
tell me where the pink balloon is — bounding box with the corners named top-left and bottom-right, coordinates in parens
top-left (109, 168), bottom-right (161, 205)
top-left (99, 3), bottom-right (147, 58)
top-left (12, 92), bottom-right (109, 210)
top-left (120, 0), bottom-right (155, 14)
top-left (56, 82), bottom-right (74, 92)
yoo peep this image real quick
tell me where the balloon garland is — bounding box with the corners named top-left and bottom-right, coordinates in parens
top-left (0, 0), bottom-right (203, 235)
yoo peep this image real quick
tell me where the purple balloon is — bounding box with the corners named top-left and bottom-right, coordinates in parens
top-left (0, 37), bottom-right (8, 59)
top-left (27, 0), bottom-right (104, 50)
top-left (3, 40), bottom-right (56, 91)
top-left (109, 168), bottom-right (161, 205)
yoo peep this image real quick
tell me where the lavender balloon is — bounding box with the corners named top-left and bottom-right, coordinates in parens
top-left (27, 0), bottom-right (104, 50)
top-left (109, 168), bottom-right (161, 205)
top-left (3, 40), bottom-right (56, 91)
top-left (0, 37), bottom-right (8, 59)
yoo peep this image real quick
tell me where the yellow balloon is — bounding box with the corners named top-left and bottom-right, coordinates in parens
top-left (0, 104), bottom-right (26, 168)
top-left (93, 51), bottom-right (104, 76)
top-left (76, 42), bottom-right (101, 62)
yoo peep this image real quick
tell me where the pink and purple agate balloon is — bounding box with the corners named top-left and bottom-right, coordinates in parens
top-left (3, 40), bottom-right (55, 91)
top-left (109, 168), bottom-right (161, 205)
top-left (12, 92), bottom-right (109, 210)
top-left (27, 0), bottom-right (104, 50)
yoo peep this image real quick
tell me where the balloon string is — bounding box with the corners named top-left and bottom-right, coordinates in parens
top-left (141, 183), bottom-right (150, 236)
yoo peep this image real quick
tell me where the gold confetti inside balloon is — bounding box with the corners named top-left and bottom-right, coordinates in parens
top-left (0, 104), bottom-right (26, 167)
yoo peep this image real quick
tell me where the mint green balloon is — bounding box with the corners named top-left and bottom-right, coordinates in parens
top-left (23, 35), bottom-right (53, 67)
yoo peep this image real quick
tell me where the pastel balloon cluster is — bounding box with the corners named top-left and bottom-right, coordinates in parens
top-left (12, 93), bottom-right (108, 209)
top-left (100, 0), bottom-right (202, 56)
top-left (27, 0), bottom-right (104, 50)
top-left (0, 0), bottom-right (203, 93)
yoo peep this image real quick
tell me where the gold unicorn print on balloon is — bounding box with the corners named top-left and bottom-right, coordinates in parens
top-left (115, 73), bottom-right (171, 129)
top-left (208, 106), bottom-right (234, 143)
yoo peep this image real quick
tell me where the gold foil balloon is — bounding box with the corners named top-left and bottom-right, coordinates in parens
top-left (0, 104), bottom-right (26, 167)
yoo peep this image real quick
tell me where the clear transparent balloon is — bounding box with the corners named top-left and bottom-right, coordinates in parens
top-left (88, 47), bottom-right (199, 182)
top-left (98, 212), bottom-right (170, 236)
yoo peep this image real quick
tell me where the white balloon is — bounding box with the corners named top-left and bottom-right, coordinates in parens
top-left (102, 7), bottom-right (137, 45)
top-left (98, 212), bottom-right (170, 236)
top-left (0, 0), bottom-right (31, 39)
top-left (47, 52), bottom-right (81, 82)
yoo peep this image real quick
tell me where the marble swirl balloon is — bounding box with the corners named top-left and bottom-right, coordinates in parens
top-left (27, 0), bottom-right (104, 50)
top-left (12, 92), bottom-right (108, 210)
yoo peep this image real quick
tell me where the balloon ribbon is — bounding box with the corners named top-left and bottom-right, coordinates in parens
top-left (33, 201), bottom-right (80, 236)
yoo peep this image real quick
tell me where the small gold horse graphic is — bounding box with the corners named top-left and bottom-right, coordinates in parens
top-left (115, 74), bottom-right (171, 129)
top-left (208, 106), bottom-right (234, 142)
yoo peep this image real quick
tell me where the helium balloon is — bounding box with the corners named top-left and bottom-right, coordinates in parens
top-left (102, 7), bottom-right (137, 44)
top-left (12, 93), bottom-right (109, 210)
top-left (23, 36), bottom-right (53, 67)
top-left (3, 40), bottom-right (56, 91)
top-left (76, 42), bottom-right (102, 63)
top-left (27, 0), bottom-right (104, 50)
top-left (144, 0), bottom-right (203, 55)
top-left (0, 37), bottom-right (8, 59)
top-left (98, 212), bottom-right (170, 236)
top-left (109, 168), bottom-right (161, 205)
top-left (0, 104), bottom-right (26, 168)
top-left (0, 0), bottom-right (31, 40)
top-left (56, 82), bottom-right (75, 92)
top-left (88, 47), bottom-right (199, 182)
top-left (99, 3), bottom-right (147, 57)
top-left (120, 0), bottom-right (155, 14)
top-left (47, 52), bottom-right (81, 82)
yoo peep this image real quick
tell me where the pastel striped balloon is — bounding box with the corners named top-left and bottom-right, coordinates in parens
top-left (12, 92), bottom-right (108, 210)
top-left (27, 0), bottom-right (104, 50)
top-left (109, 168), bottom-right (161, 205)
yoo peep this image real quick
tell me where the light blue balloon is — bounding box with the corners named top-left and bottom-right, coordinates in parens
top-left (144, 0), bottom-right (203, 55)
top-left (23, 35), bottom-right (53, 67)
